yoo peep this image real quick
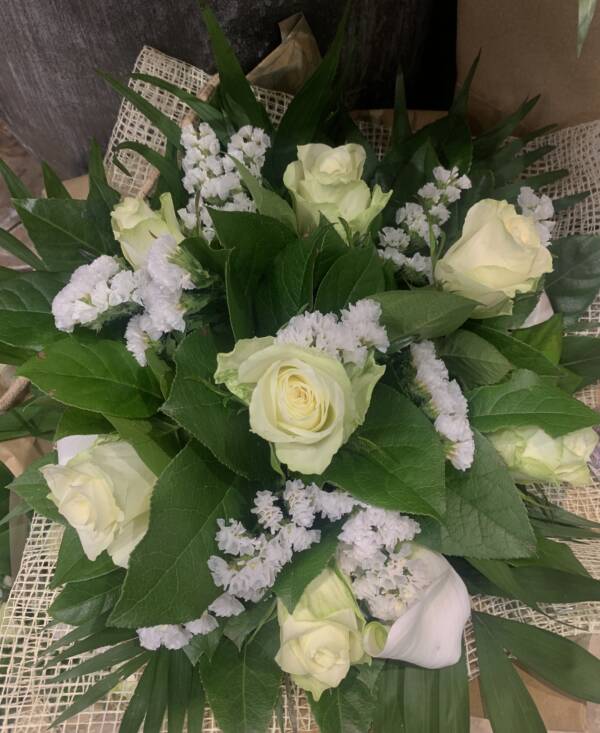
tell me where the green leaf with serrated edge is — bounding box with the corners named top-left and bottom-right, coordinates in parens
top-left (512, 314), bottom-right (563, 364)
top-left (314, 246), bottom-right (385, 313)
top-left (187, 666), bottom-right (206, 733)
top-left (468, 369), bottom-right (599, 436)
top-left (419, 431), bottom-right (535, 559)
top-left (273, 521), bottom-right (343, 611)
top-left (13, 198), bottom-right (105, 270)
top-left (560, 335), bottom-right (600, 387)
top-left (308, 666), bottom-right (375, 733)
top-left (223, 597), bottom-right (276, 651)
top-left (200, 620), bottom-right (282, 733)
top-left (51, 526), bottom-right (115, 588)
top-left (109, 442), bottom-right (250, 628)
top-left (0, 271), bottom-right (66, 350)
top-left (167, 650), bottom-right (193, 733)
top-left (0, 158), bottom-right (33, 199)
top-left (163, 330), bottom-right (273, 482)
top-left (321, 384), bottom-right (445, 518)
top-left (371, 661), bottom-right (405, 733)
top-left (0, 227), bottom-right (45, 270)
top-left (42, 162), bottom-right (71, 199)
top-left (50, 654), bottom-right (149, 729)
top-left (8, 452), bottom-right (63, 523)
top-left (200, 5), bottom-right (272, 132)
top-left (46, 627), bottom-right (135, 666)
top-left (436, 329), bottom-right (512, 389)
top-left (54, 407), bottom-right (112, 440)
top-left (402, 665), bottom-right (438, 733)
top-left (184, 628), bottom-right (223, 666)
top-left (473, 613), bottom-right (546, 733)
top-left (49, 569), bottom-right (125, 625)
top-left (52, 640), bottom-right (143, 682)
top-left (255, 236), bottom-right (317, 335)
top-left (475, 611), bottom-right (600, 703)
top-left (105, 416), bottom-right (179, 476)
top-left (438, 647), bottom-right (469, 733)
top-left (119, 656), bottom-right (156, 733)
top-left (19, 336), bottom-right (162, 418)
top-left (372, 290), bottom-right (476, 345)
top-left (143, 648), bottom-right (170, 733)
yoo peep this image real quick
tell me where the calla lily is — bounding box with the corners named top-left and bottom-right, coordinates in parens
top-left (362, 547), bottom-right (470, 668)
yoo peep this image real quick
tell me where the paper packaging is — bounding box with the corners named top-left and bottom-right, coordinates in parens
top-left (457, 0), bottom-right (600, 133)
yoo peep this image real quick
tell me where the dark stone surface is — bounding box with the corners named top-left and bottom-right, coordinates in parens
top-left (0, 0), bottom-right (456, 177)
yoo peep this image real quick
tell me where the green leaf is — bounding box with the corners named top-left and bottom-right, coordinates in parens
top-left (0, 271), bottom-right (65, 350)
top-left (43, 613), bottom-right (114, 656)
top-left (273, 521), bottom-right (343, 611)
top-left (436, 329), bottom-right (512, 389)
top-left (49, 569), bottom-right (125, 625)
top-left (46, 627), bottom-right (135, 666)
top-left (86, 139), bottom-right (121, 257)
top-left (223, 597), bottom-right (276, 651)
top-left (402, 665), bottom-right (438, 733)
top-left (512, 314), bottom-right (563, 364)
top-left (119, 656), bottom-right (157, 733)
top-left (560, 335), bottom-right (600, 387)
top-left (321, 384), bottom-right (445, 518)
top-left (473, 97), bottom-right (539, 160)
top-left (372, 291), bottom-right (476, 346)
top-left (200, 5), bottom-right (272, 131)
top-left (314, 246), bottom-right (385, 313)
top-left (437, 649), bottom-right (470, 733)
top-left (51, 526), bottom-right (115, 588)
top-left (511, 535), bottom-right (589, 577)
top-left (578, 0), bottom-right (598, 55)
top-left (52, 639), bottom-right (143, 682)
top-left (371, 662), bottom-right (405, 733)
top-left (163, 330), bottom-right (273, 482)
top-left (0, 158), bottom-right (33, 199)
top-left (474, 611), bottom-right (600, 703)
top-left (144, 648), bottom-right (170, 733)
top-left (13, 198), bottom-right (105, 270)
top-left (187, 666), bottom-right (206, 733)
top-left (545, 234), bottom-right (600, 324)
top-left (473, 612), bottom-right (546, 733)
top-left (390, 71), bottom-right (411, 148)
top-left (185, 628), bottom-right (222, 666)
top-left (8, 452), bottom-right (63, 523)
top-left (42, 162), bottom-right (71, 199)
top-left (255, 236), bottom-right (317, 335)
top-left (468, 369), bottom-right (599, 436)
top-left (54, 407), bottom-right (112, 440)
top-left (108, 442), bottom-right (250, 627)
top-left (0, 227), bottom-right (45, 270)
top-left (167, 650), bottom-right (193, 733)
top-left (19, 336), bottom-right (162, 418)
top-left (308, 666), bottom-right (375, 733)
top-left (200, 620), bottom-right (282, 733)
top-left (466, 558), bottom-right (541, 610)
top-left (419, 431), bottom-right (535, 559)
top-left (105, 415), bottom-right (179, 476)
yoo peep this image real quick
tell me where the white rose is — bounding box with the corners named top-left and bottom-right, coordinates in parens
top-left (435, 199), bottom-right (553, 318)
top-left (111, 192), bottom-right (183, 269)
top-left (283, 143), bottom-right (391, 239)
top-left (362, 545), bottom-right (470, 668)
top-left (41, 435), bottom-right (156, 567)
top-left (488, 425), bottom-right (598, 486)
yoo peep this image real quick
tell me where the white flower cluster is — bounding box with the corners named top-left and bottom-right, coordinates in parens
top-left (378, 166), bottom-right (471, 278)
top-left (51, 256), bottom-right (141, 332)
top-left (410, 340), bottom-right (475, 471)
top-left (275, 299), bottom-right (389, 367)
top-left (337, 506), bottom-right (423, 622)
top-left (137, 610), bottom-right (219, 651)
top-left (178, 122), bottom-right (270, 241)
top-left (208, 480), bottom-right (360, 607)
top-left (517, 186), bottom-right (555, 246)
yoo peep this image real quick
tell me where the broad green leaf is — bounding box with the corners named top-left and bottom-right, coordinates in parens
top-left (231, 158), bottom-right (297, 232)
top-left (372, 290), bottom-right (476, 346)
top-left (163, 330), bottom-right (273, 482)
top-left (8, 452), bottom-right (63, 523)
top-left (312, 219), bottom-right (350, 287)
top-left (49, 569), bottom-right (125, 625)
top-left (371, 662), bottom-right (405, 733)
top-left (560, 335), bottom-right (600, 387)
top-left (0, 158), bottom-right (33, 199)
top-left (402, 665), bottom-right (438, 733)
top-left (13, 198), bottom-right (105, 270)
top-left (54, 407), bottom-right (112, 440)
top-left (468, 369), bottom-right (599, 436)
top-left (436, 329), bottom-right (512, 389)
top-left (474, 611), bottom-right (600, 703)
top-left (106, 415), bottom-right (180, 476)
top-left (545, 234), bottom-right (600, 323)
top-left (511, 536), bottom-right (589, 577)
top-left (314, 246), bottom-right (385, 313)
top-left (20, 336), bottom-right (162, 418)
top-left (0, 227), bottom-right (45, 270)
top-left (42, 162), bottom-right (71, 199)
top-left (578, 0), bottom-right (598, 55)
top-left (0, 394), bottom-right (63, 442)
top-left (108, 442), bottom-right (250, 627)
top-left (0, 271), bottom-right (65, 350)
top-left (473, 613), bottom-right (546, 733)
top-left (419, 431), bottom-right (535, 559)
top-left (512, 314), bottom-right (563, 364)
top-left (223, 597), bottom-right (275, 651)
top-left (185, 628), bottom-right (222, 666)
top-left (321, 384), bottom-right (445, 518)
top-left (255, 236), bottom-right (317, 335)
top-left (273, 521), bottom-right (343, 611)
top-left (51, 526), bottom-right (115, 588)
top-left (308, 667), bottom-right (375, 733)
top-left (200, 620), bottom-right (282, 733)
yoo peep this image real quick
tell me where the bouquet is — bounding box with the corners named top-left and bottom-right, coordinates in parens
top-left (3, 5), bottom-right (600, 732)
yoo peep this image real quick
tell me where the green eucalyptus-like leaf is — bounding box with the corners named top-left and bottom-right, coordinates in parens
top-left (560, 334), bottom-right (600, 387)
top-left (546, 234), bottom-right (600, 324)
top-left (436, 329), bottom-right (512, 389)
top-left (51, 526), bottom-right (115, 588)
top-left (314, 245), bottom-right (385, 313)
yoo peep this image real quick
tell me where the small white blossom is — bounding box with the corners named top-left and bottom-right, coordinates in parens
top-left (252, 491), bottom-right (284, 533)
top-left (137, 624), bottom-right (191, 651)
top-left (208, 592), bottom-right (245, 617)
top-left (184, 612), bottom-right (219, 636)
top-left (517, 186), bottom-right (555, 246)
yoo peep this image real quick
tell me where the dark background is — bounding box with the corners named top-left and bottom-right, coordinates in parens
top-left (0, 0), bottom-right (457, 177)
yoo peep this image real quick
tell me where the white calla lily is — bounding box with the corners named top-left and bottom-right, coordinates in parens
top-left (362, 547), bottom-right (470, 668)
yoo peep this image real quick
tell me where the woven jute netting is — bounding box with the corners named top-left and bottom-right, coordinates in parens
top-left (1, 45), bottom-right (600, 732)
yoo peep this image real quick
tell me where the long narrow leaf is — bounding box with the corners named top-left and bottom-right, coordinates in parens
top-left (119, 657), bottom-right (157, 733)
top-left (0, 228), bottom-right (45, 270)
top-left (187, 665), bottom-right (206, 733)
top-left (45, 628), bottom-right (136, 666)
top-left (52, 640), bottom-right (144, 682)
top-left (438, 648), bottom-right (469, 733)
top-left (578, 0), bottom-right (598, 56)
top-left (43, 613), bottom-right (110, 656)
top-left (473, 96), bottom-right (539, 160)
top-left (0, 159), bottom-right (33, 199)
top-left (168, 650), bottom-right (193, 733)
top-left (403, 665), bottom-right (438, 733)
top-left (144, 648), bottom-right (170, 733)
top-left (42, 163), bottom-right (71, 199)
top-left (450, 52), bottom-right (480, 117)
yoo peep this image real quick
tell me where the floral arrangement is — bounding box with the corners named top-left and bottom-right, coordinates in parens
top-left (2, 6), bottom-right (600, 732)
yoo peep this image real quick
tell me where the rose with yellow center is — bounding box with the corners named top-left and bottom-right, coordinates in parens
top-left (215, 337), bottom-right (384, 474)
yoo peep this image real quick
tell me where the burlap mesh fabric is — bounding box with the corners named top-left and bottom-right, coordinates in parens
top-left (2, 45), bottom-right (600, 731)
